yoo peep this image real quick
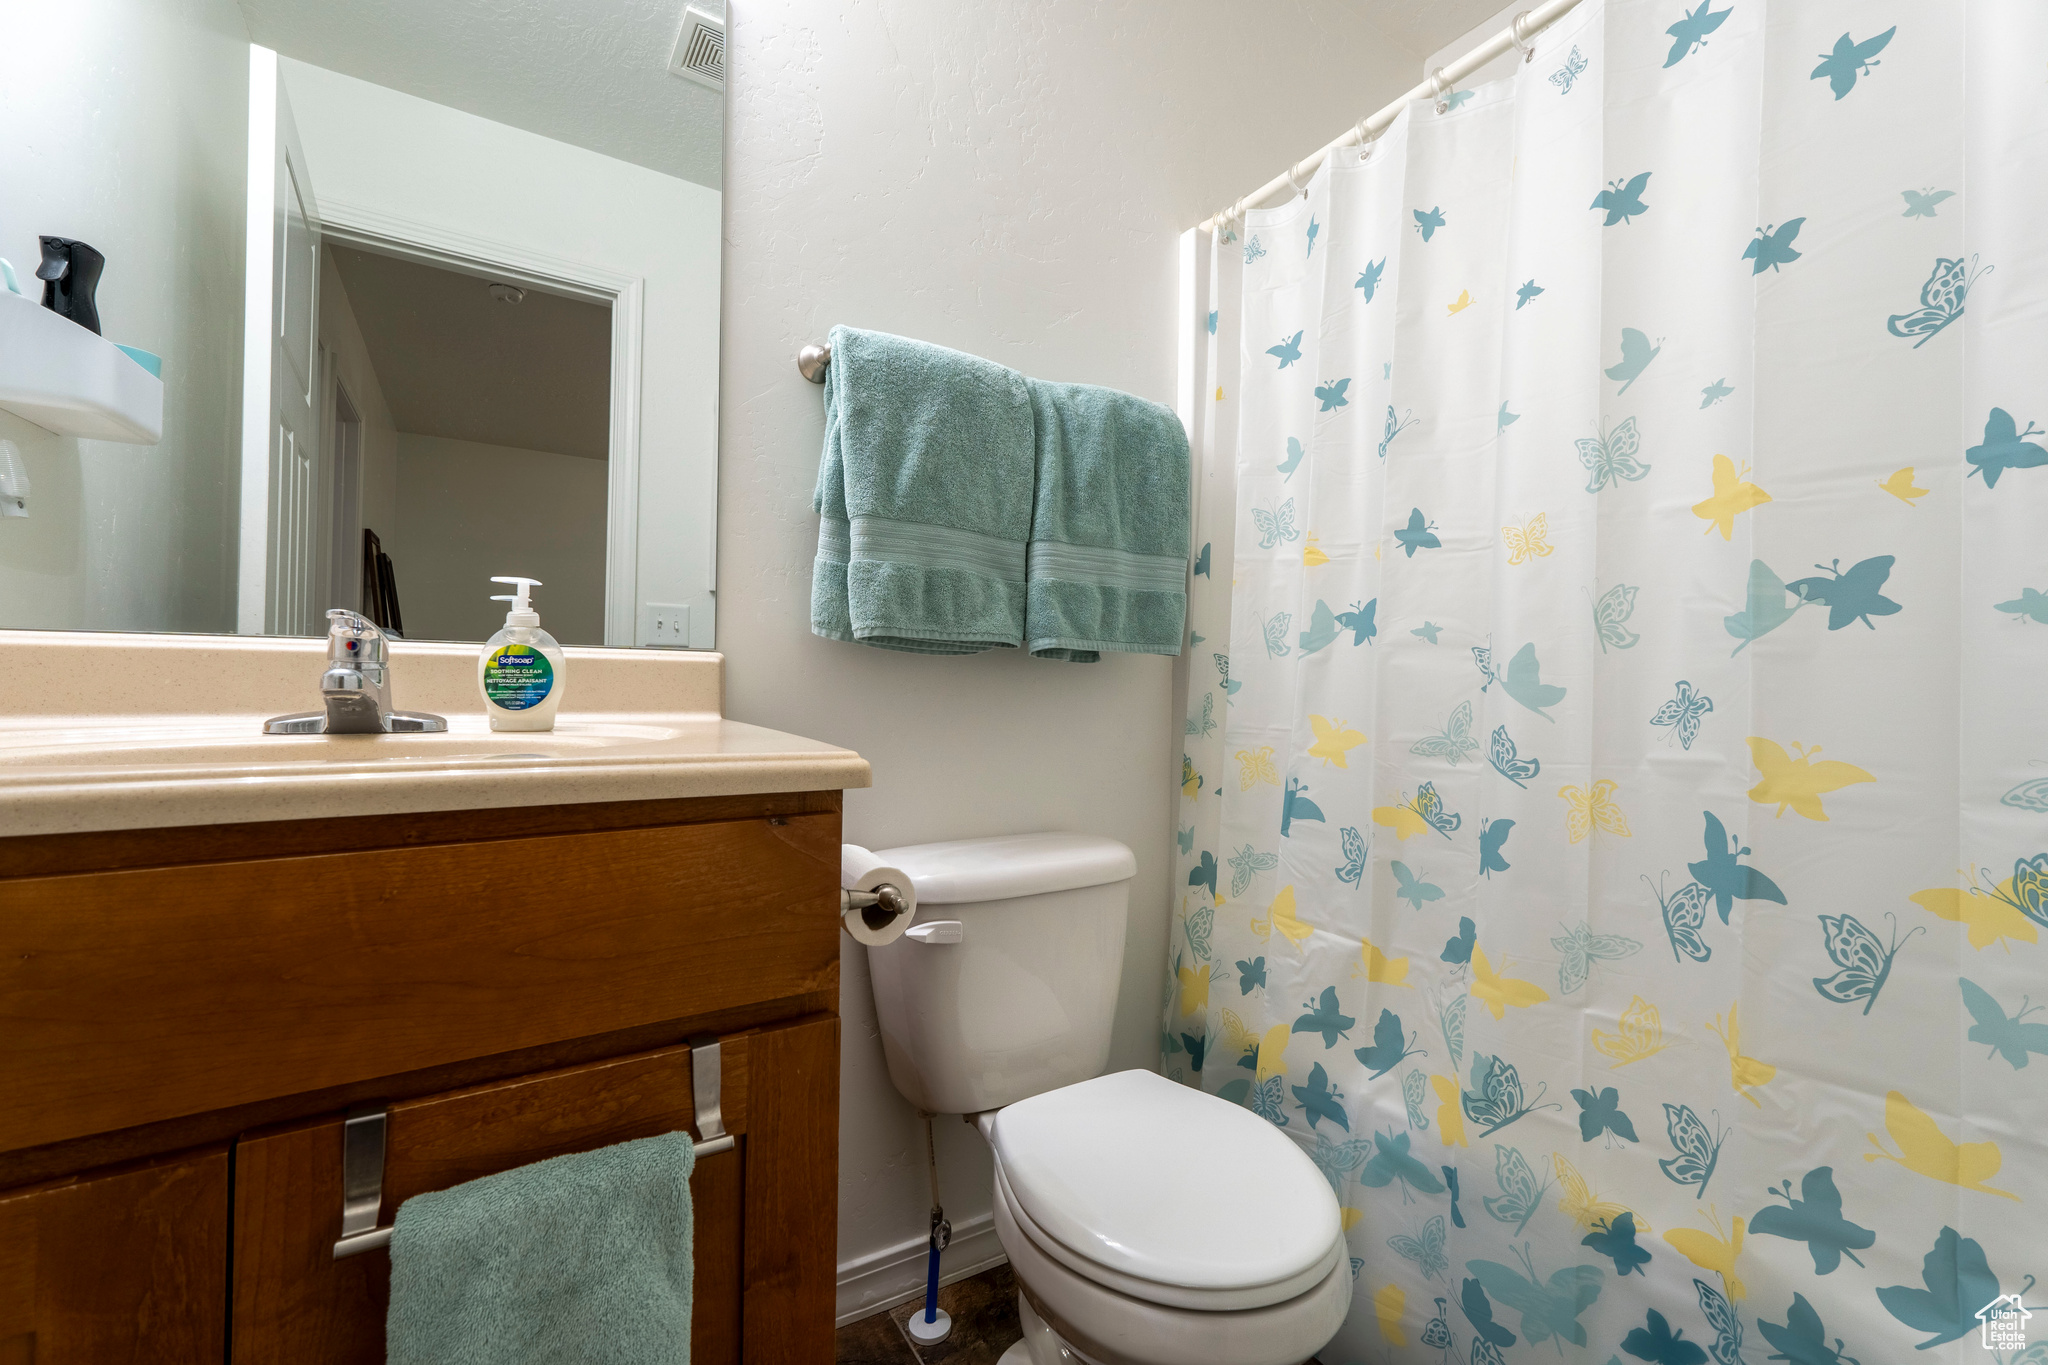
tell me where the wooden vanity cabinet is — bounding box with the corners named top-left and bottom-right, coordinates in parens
top-left (0, 790), bottom-right (845, 1364)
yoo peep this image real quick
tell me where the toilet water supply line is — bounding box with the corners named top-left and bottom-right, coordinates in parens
top-left (921, 1113), bottom-right (953, 1340)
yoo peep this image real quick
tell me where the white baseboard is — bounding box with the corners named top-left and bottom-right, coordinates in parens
top-left (835, 1211), bottom-right (1008, 1327)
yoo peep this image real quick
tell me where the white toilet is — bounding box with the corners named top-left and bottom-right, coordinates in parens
top-left (866, 832), bottom-right (1351, 1365)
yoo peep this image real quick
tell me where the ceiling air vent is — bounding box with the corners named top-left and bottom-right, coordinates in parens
top-left (668, 5), bottom-right (725, 91)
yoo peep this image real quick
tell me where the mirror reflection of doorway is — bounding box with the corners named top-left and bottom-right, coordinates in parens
top-left (317, 244), bottom-right (611, 645)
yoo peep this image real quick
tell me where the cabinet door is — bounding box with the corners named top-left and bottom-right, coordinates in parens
top-left (233, 1016), bottom-right (836, 1364)
top-left (0, 1146), bottom-right (228, 1363)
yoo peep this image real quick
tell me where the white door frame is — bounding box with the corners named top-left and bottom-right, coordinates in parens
top-left (307, 200), bottom-right (645, 647)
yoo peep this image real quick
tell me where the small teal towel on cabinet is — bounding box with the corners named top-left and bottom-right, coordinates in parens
top-left (812, 324), bottom-right (1037, 653)
top-left (1023, 379), bottom-right (1191, 661)
top-left (385, 1131), bottom-right (696, 1365)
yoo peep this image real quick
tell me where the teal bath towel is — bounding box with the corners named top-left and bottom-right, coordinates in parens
top-left (1024, 379), bottom-right (1191, 661)
top-left (812, 324), bottom-right (1037, 653)
top-left (386, 1131), bottom-right (696, 1365)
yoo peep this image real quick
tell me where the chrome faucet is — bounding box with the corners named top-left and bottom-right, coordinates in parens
top-left (264, 610), bottom-right (448, 734)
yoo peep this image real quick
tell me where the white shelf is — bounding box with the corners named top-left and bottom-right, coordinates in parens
top-left (0, 290), bottom-right (163, 444)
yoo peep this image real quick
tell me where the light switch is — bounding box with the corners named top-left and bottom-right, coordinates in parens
top-left (640, 602), bottom-right (691, 647)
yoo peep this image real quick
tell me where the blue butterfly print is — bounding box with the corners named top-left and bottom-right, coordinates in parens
top-left (1314, 377), bottom-right (1352, 411)
top-left (1176, 1030), bottom-right (1205, 1070)
top-left (1744, 218), bottom-right (1805, 273)
top-left (1402, 1071), bottom-right (1432, 1132)
top-left (1876, 1226), bottom-right (2000, 1350)
top-left (1577, 417), bottom-right (1650, 492)
top-left (1888, 255), bottom-right (1989, 347)
top-left (1242, 233), bottom-right (1266, 265)
top-left (1246, 1074), bottom-right (1288, 1126)
top-left (1334, 826), bottom-right (1369, 888)
top-left (1280, 777), bottom-right (1325, 837)
top-left (1175, 824), bottom-right (1193, 855)
top-left (1379, 405), bottom-right (1418, 458)
top-left (1996, 588), bottom-right (2048, 623)
top-left (1187, 850), bottom-right (1217, 897)
top-left (1461, 1053), bottom-right (1555, 1136)
top-left (1359, 1128), bottom-right (1446, 1202)
top-left (1393, 861), bottom-right (1445, 910)
top-left (1488, 725), bottom-right (1540, 787)
top-left (1694, 1281), bottom-right (1746, 1365)
top-left (1356, 1008), bottom-right (1425, 1077)
top-left (1442, 89), bottom-right (1475, 111)
top-left (1412, 620), bottom-right (1443, 644)
top-left (1658, 1102), bottom-right (1726, 1197)
top-left (1357, 257), bottom-right (1386, 301)
top-left (1751, 1167), bottom-right (1874, 1274)
top-left (1413, 206), bottom-right (1447, 241)
top-left (1572, 1085), bottom-right (1639, 1145)
top-left (1650, 680), bottom-right (1713, 749)
top-left (1442, 916), bottom-right (1477, 965)
top-left (1688, 810), bottom-right (1786, 924)
top-left (1206, 308), bottom-right (1218, 335)
top-left (1252, 498), bottom-right (1300, 549)
top-left (1900, 188), bottom-right (1954, 218)
top-left (1968, 407), bottom-right (2048, 489)
top-left (1482, 1145), bottom-right (1551, 1235)
top-left (1406, 783), bottom-right (1461, 838)
top-left (1515, 279), bottom-right (1543, 308)
top-left (1390, 1214), bottom-right (1449, 1281)
top-left (1236, 955), bottom-right (1267, 993)
top-left (1212, 652), bottom-right (1240, 700)
top-left (1583, 1211), bottom-right (1650, 1277)
top-left (1550, 44), bottom-right (1588, 93)
top-left (1443, 1165), bottom-right (1465, 1228)
top-left (1411, 699), bottom-right (1478, 765)
top-left (1589, 582), bottom-right (1640, 651)
top-left (1811, 27), bottom-right (1895, 100)
top-left (1478, 818), bottom-right (1514, 878)
top-left (1193, 542), bottom-right (1211, 577)
top-left (1260, 613), bottom-right (1291, 659)
top-left (1292, 1063), bottom-right (1347, 1130)
top-left (1648, 872), bottom-right (1715, 963)
top-left (1759, 1293), bottom-right (1861, 1365)
top-left (1473, 641), bottom-right (1566, 721)
top-left (1467, 1246), bottom-right (1600, 1350)
top-left (1298, 600), bottom-right (1339, 655)
top-left (1292, 987), bottom-right (1356, 1048)
top-left (1226, 843), bottom-right (1279, 897)
top-left (1962, 977), bottom-right (2048, 1069)
top-left (1552, 921), bottom-right (1639, 994)
top-left (1787, 556), bottom-right (1901, 630)
top-left (1622, 1308), bottom-right (1708, 1365)
top-left (1460, 1276), bottom-right (1516, 1351)
top-left (1276, 436), bottom-right (1306, 480)
top-left (1335, 599), bottom-right (1377, 646)
top-left (1395, 507), bottom-right (1441, 557)
top-left (1591, 172), bottom-right (1651, 225)
top-left (1266, 330), bottom-right (1304, 368)
top-left (1699, 378), bottom-right (1733, 407)
top-left (1605, 328), bottom-right (1662, 393)
top-left (1812, 911), bottom-right (1923, 1015)
top-left (1664, 0), bottom-right (1731, 66)
top-left (1305, 216), bottom-right (1320, 258)
top-left (1498, 401), bottom-right (1520, 429)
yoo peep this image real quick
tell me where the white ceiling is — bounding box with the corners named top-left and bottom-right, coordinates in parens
top-left (238, 0), bottom-right (724, 189)
top-left (328, 245), bottom-right (613, 460)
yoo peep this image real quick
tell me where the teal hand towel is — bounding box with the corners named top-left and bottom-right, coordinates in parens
top-left (1024, 379), bottom-right (1191, 661)
top-left (386, 1131), bottom-right (696, 1365)
top-left (812, 324), bottom-right (1036, 653)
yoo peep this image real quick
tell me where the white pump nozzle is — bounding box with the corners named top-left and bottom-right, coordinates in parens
top-left (489, 576), bottom-right (544, 626)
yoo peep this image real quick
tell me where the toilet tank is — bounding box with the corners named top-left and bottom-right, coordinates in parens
top-left (865, 833), bottom-right (1135, 1115)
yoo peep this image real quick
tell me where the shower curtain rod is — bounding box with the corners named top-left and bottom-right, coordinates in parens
top-left (1197, 0), bottom-right (1585, 234)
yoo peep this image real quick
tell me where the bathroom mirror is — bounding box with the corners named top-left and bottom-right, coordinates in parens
top-left (0, 0), bottom-right (723, 648)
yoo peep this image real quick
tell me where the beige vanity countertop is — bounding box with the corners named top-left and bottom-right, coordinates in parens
top-left (0, 631), bottom-right (870, 838)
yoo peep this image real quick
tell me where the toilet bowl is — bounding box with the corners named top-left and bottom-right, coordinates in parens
top-left (865, 834), bottom-right (1350, 1365)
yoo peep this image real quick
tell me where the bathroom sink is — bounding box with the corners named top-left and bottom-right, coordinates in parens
top-left (0, 717), bottom-right (689, 770)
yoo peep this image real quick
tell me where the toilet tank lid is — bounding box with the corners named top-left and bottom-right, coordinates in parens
top-left (868, 832), bottom-right (1135, 904)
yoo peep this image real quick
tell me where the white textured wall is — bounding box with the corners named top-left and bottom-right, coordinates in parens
top-left (715, 0), bottom-right (1424, 1319)
top-left (0, 0), bottom-right (249, 633)
top-left (318, 248), bottom-right (401, 606)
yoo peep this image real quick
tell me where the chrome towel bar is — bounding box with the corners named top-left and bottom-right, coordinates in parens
top-left (332, 1035), bottom-right (735, 1260)
top-left (797, 341), bottom-right (831, 383)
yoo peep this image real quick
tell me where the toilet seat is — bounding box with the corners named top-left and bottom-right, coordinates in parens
top-left (985, 1070), bottom-right (1344, 1311)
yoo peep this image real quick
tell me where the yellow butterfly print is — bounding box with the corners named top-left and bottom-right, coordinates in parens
top-left (1303, 534), bottom-right (1329, 567)
top-left (1500, 513), bottom-right (1555, 565)
top-left (1375, 1283), bottom-right (1406, 1345)
top-left (1705, 1003), bottom-right (1774, 1107)
top-left (1593, 995), bottom-right (1673, 1067)
top-left (1177, 962), bottom-right (1211, 1016)
top-left (1352, 935), bottom-right (1410, 987)
top-left (1470, 945), bottom-right (1549, 1020)
top-left (1340, 1207), bottom-right (1365, 1232)
top-left (1373, 799), bottom-right (1428, 841)
top-left (1877, 466), bottom-right (1928, 504)
top-left (1664, 1208), bottom-right (1746, 1301)
top-left (1692, 454), bottom-right (1772, 540)
top-left (1374, 541), bottom-right (1383, 561)
top-left (1215, 385), bottom-right (1225, 401)
top-left (1558, 779), bottom-right (1632, 843)
top-left (1447, 289), bottom-right (1473, 316)
top-left (1431, 1075), bottom-right (1469, 1147)
top-left (1910, 866), bottom-right (2041, 951)
top-left (1746, 737), bottom-right (1874, 820)
top-left (1181, 755), bottom-right (1202, 799)
top-left (1253, 885), bottom-right (1315, 946)
top-left (1236, 744), bottom-right (1281, 790)
top-left (1553, 1152), bottom-right (1648, 1235)
top-left (1308, 715), bottom-right (1369, 768)
top-left (1866, 1090), bottom-right (2017, 1200)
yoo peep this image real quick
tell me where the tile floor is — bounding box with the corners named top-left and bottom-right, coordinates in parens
top-left (835, 1263), bottom-right (1022, 1364)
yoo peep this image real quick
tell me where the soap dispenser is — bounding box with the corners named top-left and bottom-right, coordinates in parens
top-left (477, 576), bottom-right (565, 731)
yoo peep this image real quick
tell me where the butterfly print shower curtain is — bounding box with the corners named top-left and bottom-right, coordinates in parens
top-left (1167, 2), bottom-right (2047, 1361)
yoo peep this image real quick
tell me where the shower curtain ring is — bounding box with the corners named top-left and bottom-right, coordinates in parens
top-left (1430, 66), bottom-right (1455, 114)
top-left (1285, 161), bottom-right (1310, 199)
top-left (1355, 114), bottom-right (1381, 161)
top-left (1510, 10), bottom-right (1538, 62)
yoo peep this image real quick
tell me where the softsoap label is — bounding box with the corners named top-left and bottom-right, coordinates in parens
top-left (483, 645), bottom-right (554, 710)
